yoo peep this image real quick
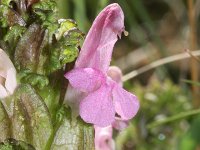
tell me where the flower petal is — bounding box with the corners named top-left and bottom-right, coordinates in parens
top-left (0, 85), bottom-right (8, 99)
top-left (65, 68), bottom-right (105, 93)
top-left (112, 117), bottom-right (129, 131)
top-left (80, 84), bottom-right (115, 127)
top-left (112, 85), bottom-right (139, 120)
top-left (107, 66), bottom-right (123, 86)
top-left (94, 125), bottom-right (115, 150)
top-left (5, 68), bottom-right (17, 95)
top-left (0, 49), bottom-right (15, 78)
top-left (64, 85), bottom-right (85, 117)
top-left (0, 49), bottom-right (17, 98)
top-left (75, 3), bottom-right (124, 73)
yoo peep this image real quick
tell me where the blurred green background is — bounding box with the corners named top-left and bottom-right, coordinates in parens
top-left (58, 0), bottom-right (200, 150)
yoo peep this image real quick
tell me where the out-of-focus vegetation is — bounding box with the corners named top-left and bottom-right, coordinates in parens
top-left (58, 0), bottom-right (200, 149)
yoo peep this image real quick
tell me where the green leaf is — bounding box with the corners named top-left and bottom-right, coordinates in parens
top-left (32, 0), bottom-right (58, 41)
top-left (63, 27), bottom-right (84, 45)
top-left (4, 25), bottom-right (26, 45)
top-left (12, 96), bottom-right (31, 143)
top-left (55, 19), bottom-right (77, 40)
top-left (47, 23), bottom-right (83, 73)
top-left (47, 38), bottom-right (80, 73)
top-left (50, 108), bottom-right (94, 150)
top-left (18, 70), bottom-right (49, 89)
top-left (0, 5), bottom-right (10, 27)
top-left (33, 1), bottom-right (57, 13)
top-left (0, 103), bottom-right (11, 142)
top-left (179, 115), bottom-right (200, 150)
top-left (14, 24), bottom-right (45, 71)
top-left (0, 139), bottom-right (35, 150)
top-left (3, 25), bottom-right (26, 55)
top-left (1, 84), bottom-right (53, 150)
top-left (0, 0), bottom-right (12, 6)
top-left (60, 46), bottom-right (79, 65)
top-left (36, 84), bottom-right (60, 120)
top-left (0, 5), bottom-right (26, 27)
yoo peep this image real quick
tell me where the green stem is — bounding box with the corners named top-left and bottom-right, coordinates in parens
top-left (123, 50), bottom-right (200, 81)
top-left (147, 108), bottom-right (200, 129)
top-left (182, 79), bottom-right (200, 87)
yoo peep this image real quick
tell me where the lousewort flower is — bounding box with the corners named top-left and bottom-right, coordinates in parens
top-left (94, 125), bottom-right (115, 150)
top-left (108, 66), bottom-right (129, 129)
top-left (65, 3), bottom-right (139, 127)
top-left (0, 49), bottom-right (17, 98)
top-left (94, 67), bottom-right (128, 150)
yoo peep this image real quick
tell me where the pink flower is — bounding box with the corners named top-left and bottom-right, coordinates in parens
top-left (107, 66), bottom-right (123, 87)
top-left (94, 125), bottom-right (115, 150)
top-left (65, 3), bottom-right (139, 127)
top-left (0, 49), bottom-right (17, 98)
top-left (94, 67), bottom-right (129, 150)
top-left (94, 119), bottom-right (128, 150)
top-left (107, 67), bottom-right (129, 130)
